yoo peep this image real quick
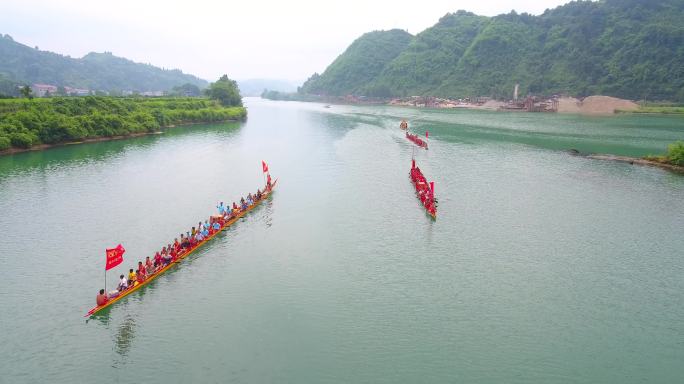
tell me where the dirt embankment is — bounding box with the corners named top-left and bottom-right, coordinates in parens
top-left (558, 95), bottom-right (639, 115)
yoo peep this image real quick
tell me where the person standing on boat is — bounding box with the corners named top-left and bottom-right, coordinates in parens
top-left (96, 289), bottom-right (108, 306)
top-left (217, 202), bottom-right (225, 215)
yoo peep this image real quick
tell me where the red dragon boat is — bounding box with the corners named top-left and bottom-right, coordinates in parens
top-left (406, 131), bottom-right (428, 149)
top-left (409, 159), bottom-right (436, 219)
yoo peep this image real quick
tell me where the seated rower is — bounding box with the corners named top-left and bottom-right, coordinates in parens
top-left (163, 250), bottom-right (172, 265)
top-left (232, 202), bottom-right (238, 211)
top-left (136, 269), bottom-right (145, 284)
top-left (137, 261), bottom-right (147, 280)
top-left (191, 226), bottom-right (197, 236)
top-left (96, 289), bottom-right (108, 306)
top-left (145, 256), bottom-right (154, 274)
top-left (117, 275), bottom-right (128, 291)
top-left (256, 189), bottom-right (262, 200)
top-left (154, 251), bottom-right (162, 270)
top-left (195, 231), bottom-right (204, 242)
top-left (212, 220), bottom-right (221, 232)
top-left (169, 247), bottom-right (177, 262)
top-left (128, 269), bottom-right (137, 286)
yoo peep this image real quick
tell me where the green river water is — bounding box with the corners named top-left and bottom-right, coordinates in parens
top-left (1, 98), bottom-right (683, 383)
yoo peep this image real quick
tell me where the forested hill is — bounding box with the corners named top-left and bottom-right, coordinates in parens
top-left (301, 29), bottom-right (413, 96)
top-left (0, 34), bottom-right (207, 92)
top-left (300, 0), bottom-right (684, 101)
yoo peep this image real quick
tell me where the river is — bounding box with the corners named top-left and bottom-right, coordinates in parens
top-left (1, 97), bottom-right (683, 383)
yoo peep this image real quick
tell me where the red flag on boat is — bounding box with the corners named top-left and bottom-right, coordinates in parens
top-left (426, 131), bottom-right (429, 138)
top-left (262, 160), bottom-right (269, 173)
top-left (267, 173), bottom-right (272, 185)
top-left (105, 244), bottom-right (125, 271)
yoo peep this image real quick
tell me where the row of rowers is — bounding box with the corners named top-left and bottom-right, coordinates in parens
top-left (95, 188), bottom-right (267, 306)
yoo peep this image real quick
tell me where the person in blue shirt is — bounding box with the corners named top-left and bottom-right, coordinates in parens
top-left (213, 221), bottom-right (220, 231)
top-left (217, 202), bottom-right (225, 215)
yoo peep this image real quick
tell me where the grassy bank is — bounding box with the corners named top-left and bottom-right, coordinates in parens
top-left (0, 97), bottom-right (246, 151)
top-left (617, 102), bottom-right (684, 115)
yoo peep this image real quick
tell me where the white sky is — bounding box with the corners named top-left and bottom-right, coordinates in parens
top-left (1, 0), bottom-right (573, 83)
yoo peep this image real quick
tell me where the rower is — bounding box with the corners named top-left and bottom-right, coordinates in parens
top-left (232, 202), bottom-right (238, 211)
top-left (256, 189), bottom-right (262, 199)
top-left (137, 261), bottom-right (147, 280)
top-left (145, 256), bottom-right (153, 274)
top-left (128, 269), bottom-right (136, 286)
top-left (154, 251), bottom-right (162, 269)
top-left (96, 289), bottom-right (108, 306)
top-left (217, 202), bottom-right (225, 215)
top-left (118, 275), bottom-right (128, 291)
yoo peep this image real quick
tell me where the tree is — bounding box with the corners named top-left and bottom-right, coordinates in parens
top-left (172, 83), bottom-right (202, 97)
top-left (20, 85), bottom-right (33, 99)
top-left (205, 75), bottom-right (242, 106)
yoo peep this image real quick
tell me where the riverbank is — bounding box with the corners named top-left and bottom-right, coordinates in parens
top-left (0, 119), bottom-right (240, 156)
top-left (263, 93), bottom-right (668, 115)
top-left (585, 154), bottom-right (684, 174)
top-left (0, 96), bottom-right (246, 154)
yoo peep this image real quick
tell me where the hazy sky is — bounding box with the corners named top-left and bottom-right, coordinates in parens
top-left (2, 0), bottom-right (573, 83)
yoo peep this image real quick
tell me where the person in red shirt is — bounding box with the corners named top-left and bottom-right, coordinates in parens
top-left (96, 289), bottom-right (108, 306)
top-left (145, 256), bottom-right (154, 275)
top-left (154, 251), bottom-right (162, 270)
top-left (137, 261), bottom-right (147, 281)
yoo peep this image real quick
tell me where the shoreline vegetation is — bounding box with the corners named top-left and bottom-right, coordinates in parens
top-left (0, 97), bottom-right (246, 156)
top-left (0, 75), bottom-right (245, 155)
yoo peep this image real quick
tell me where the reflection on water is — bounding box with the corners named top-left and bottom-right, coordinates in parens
top-left (0, 122), bottom-right (242, 180)
top-left (113, 315), bottom-right (136, 365)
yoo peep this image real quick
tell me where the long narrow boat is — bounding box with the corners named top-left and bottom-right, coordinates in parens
top-left (406, 131), bottom-right (428, 149)
top-left (409, 160), bottom-right (436, 219)
top-left (85, 179), bottom-right (278, 317)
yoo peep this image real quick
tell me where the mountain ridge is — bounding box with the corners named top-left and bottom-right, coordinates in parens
top-left (0, 34), bottom-right (207, 93)
top-left (300, 0), bottom-right (684, 101)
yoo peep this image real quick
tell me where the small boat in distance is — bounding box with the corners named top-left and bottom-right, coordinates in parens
top-left (85, 176), bottom-right (278, 318)
top-left (409, 159), bottom-right (436, 219)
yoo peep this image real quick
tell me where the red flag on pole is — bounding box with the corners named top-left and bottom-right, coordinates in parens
top-left (426, 131), bottom-right (429, 139)
top-left (262, 160), bottom-right (268, 173)
top-left (105, 244), bottom-right (125, 271)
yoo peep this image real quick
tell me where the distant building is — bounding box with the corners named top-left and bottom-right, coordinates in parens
top-left (140, 91), bottom-right (164, 97)
top-left (31, 84), bottom-right (57, 97)
top-left (64, 86), bottom-right (90, 96)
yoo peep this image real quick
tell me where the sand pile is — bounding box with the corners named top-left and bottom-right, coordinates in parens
top-left (558, 95), bottom-right (639, 114)
top-left (479, 100), bottom-right (506, 110)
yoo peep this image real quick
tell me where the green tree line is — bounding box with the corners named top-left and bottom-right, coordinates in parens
top-left (0, 96), bottom-right (246, 151)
